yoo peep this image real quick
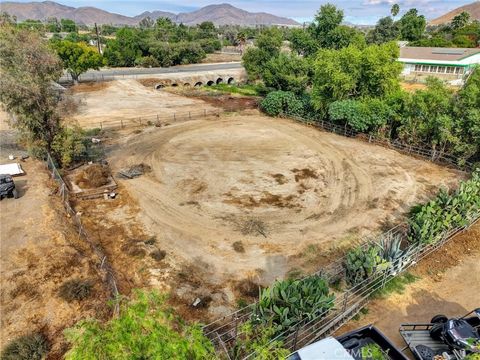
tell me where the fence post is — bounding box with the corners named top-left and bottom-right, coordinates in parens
top-left (100, 122), bottom-right (103, 130)
top-left (293, 324), bottom-right (300, 351)
top-left (342, 290), bottom-right (349, 313)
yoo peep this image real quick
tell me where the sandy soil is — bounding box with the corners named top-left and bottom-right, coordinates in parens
top-left (106, 113), bottom-right (463, 295)
top-left (69, 79), bottom-right (217, 128)
top-left (336, 221), bottom-right (480, 348)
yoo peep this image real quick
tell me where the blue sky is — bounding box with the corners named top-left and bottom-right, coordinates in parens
top-left (4, 0), bottom-right (475, 24)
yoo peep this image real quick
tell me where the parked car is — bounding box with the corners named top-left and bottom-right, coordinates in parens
top-left (0, 174), bottom-right (18, 200)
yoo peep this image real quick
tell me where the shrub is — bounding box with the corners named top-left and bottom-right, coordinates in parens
top-left (64, 291), bottom-right (214, 359)
top-left (229, 321), bottom-right (290, 360)
top-left (252, 275), bottom-right (334, 334)
top-left (344, 244), bottom-right (389, 286)
top-left (135, 55), bottom-right (160, 68)
top-left (1, 333), bottom-right (49, 360)
top-left (51, 126), bottom-right (87, 168)
top-left (59, 279), bottom-right (93, 301)
top-left (261, 91), bottom-right (305, 118)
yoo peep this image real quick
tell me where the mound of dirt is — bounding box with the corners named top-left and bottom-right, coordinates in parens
top-left (75, 164), bottom-right (110, 189)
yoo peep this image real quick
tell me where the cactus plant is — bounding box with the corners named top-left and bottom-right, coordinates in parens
top-left (344, 244), bottom-right (389, 286)
top-left (252, 275), bottom-right (334, 335)
top-left (408, 170), bottom-right (480, 245)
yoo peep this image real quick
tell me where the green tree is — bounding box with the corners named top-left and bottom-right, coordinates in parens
top-left (326, 25), bottom-right (366, 49)
top-left (367, 16), bottom-right (400, 44)
top-left (242, 27), bottom-right (282, 80)
top-left (262, 53), bottom-right (310, 94)
top-left (309, 3), bottom-right (344, 46)
top-left (453, 67), bottom-right (480, 161)
top-left (60, 18), bottom-right (77, 32)
top-left (400, 77), bottom-right (456, 151)
top-left (399, 8), bottom-right (426, 41)
top-left (0, 24), bottom-right (63, 156)
top-left (289, 28), bottom-right (318, 56)
top-left (451, 11), bottom-right (470, 30)
top-left (65, 291), bottom-right (215, 359)
top-left (312, 42), bottom-right (401, 113)
top-left (53, 40), bottom-right (104, 83)
top-left (103, 28), bottom-right (144, 67)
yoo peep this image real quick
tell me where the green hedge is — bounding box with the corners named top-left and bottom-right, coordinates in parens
top-left (260, 91), bottom-right (306, 118)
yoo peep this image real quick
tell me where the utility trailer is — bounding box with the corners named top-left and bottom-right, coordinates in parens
top-left (400, 309), bottom-right (480, 360)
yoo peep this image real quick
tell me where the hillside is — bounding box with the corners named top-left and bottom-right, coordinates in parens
top-left (0, 1), bottom-right (139, 25)
top-left (0, 1), bottom-right (299, 26)
top-left (430, 1), bottom-right (480, 25)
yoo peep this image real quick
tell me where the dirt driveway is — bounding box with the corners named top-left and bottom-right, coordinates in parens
top-left (336, 221), bottom-right (480, 349)
top-left (0, 115), bottom-right (108, 357)
top-left (106, 113), bottom-right (463, 289)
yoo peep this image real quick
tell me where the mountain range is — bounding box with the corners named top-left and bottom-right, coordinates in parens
top-left (0, 1), bottom-right (300, 26)
top-left (430, 1), bottom-right (480, 25)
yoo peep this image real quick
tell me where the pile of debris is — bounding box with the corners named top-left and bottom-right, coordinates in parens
top-left (75, 164), bottom-right (110, 189)
top-left (117, 163), bottom-right (152, 179)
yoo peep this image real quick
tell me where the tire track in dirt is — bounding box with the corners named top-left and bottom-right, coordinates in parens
top-left (108, 114), bottom-right (463, 285)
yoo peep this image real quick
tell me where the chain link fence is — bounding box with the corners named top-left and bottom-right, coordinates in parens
top-left (86, 108), bottom-right (221, 130)
top-left (45, 153), bottom-right (120, 315)
top-left (204, 213), bottom-right (479, 359)
top-left (289, 116), bottom-right (473, 172)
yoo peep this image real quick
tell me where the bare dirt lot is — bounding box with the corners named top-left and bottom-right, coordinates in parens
top-left (69, 79), bottom-right (217, 128)
top-left (64, 81), bottom-right (466, 319)
top-left (106, 113), bottom-right (463, 295)
top-left (337, 221), bottom-right (480, 348)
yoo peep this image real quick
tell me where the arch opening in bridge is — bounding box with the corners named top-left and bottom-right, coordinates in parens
top-left (207, 80), bottom-right (214, 86)
top-left (216, 78), bottom-right (223, 84)
top-left (171, 83), bottom-right (178, 87)
top-left (183, 83), bottom-right (191, 87)
top-left (194, 82), bottom-right (203, 87)
top-left (155, 84), bottom-right (165, 90)
top-left (227, 77), bottom-right (235, 84)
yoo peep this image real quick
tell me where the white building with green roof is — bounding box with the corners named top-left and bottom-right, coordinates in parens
top-left (399, 46), bottom-right (480, 84)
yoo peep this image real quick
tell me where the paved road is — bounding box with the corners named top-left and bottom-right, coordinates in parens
top-left (60, 62), bottom-right (243, 82)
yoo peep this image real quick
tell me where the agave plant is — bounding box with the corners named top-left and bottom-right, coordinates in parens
top-left (251, 275), bottom-right (335, 335)
top-left (377, 233), bottom-right (415, 274)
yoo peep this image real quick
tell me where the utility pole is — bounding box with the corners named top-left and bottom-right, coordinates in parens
top-left (94, 22), bottom-right (101, 54)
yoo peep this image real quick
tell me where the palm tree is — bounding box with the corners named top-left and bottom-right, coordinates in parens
top-left (391, 4), bottom-right (400, 20)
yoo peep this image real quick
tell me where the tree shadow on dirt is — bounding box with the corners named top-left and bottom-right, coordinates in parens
top-left (404, 289), bottom-right (468, 320)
